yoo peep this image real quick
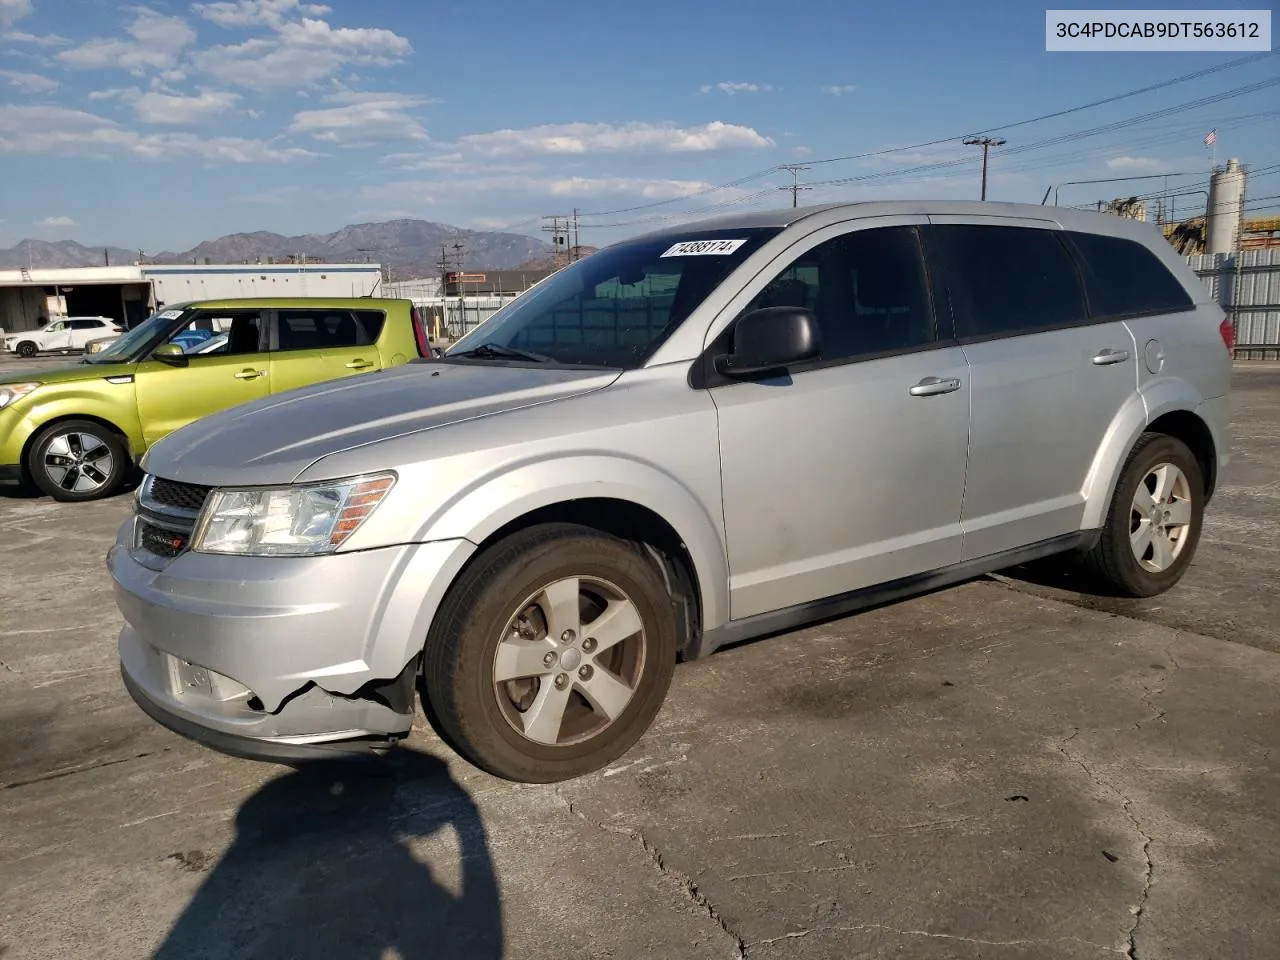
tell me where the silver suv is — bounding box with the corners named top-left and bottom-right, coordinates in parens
top-left (110, 201), bottom-right (1232, 783)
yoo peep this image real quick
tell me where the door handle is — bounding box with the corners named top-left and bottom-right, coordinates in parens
top-left (345, 359), bottom-right (375, 370)
top-left (909, 376), bottom-right (962, 397)
top-left (1091, 348), bottom-right (1130, 366)
top-left (234, 369), bottom-right (265, 380)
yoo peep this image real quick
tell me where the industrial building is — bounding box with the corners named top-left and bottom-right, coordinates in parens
top-left (0, 262), bottom-right (385, 336)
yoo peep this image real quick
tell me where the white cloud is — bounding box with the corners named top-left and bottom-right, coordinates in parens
top-left (793, 145), bottom-right (813, 156)
top-left (4, 30), bottom-right (68, 45)
top-left (459, 120), bottom-right (774, 157)
top-left (289, 92), bottom-right (428, 144)
top-left (37, 215), bottom-right (76, 228)
top-left (0, 104), bottom-right (320, 162)
top-left (88, 87), bottom-right (131, 101)
top-left (58, 9), bottom-right (196, 75)
top-left (700, 81), bottom-right (772, 95)
top-left (0, 0), bottom-right (31, 30)
top-left (0, 68), bottom-right (57, 93)
top-left (1105, 155), bottom-right (1187, 174)
top-left (365, 175), bottom-right (727, 206)
top-left (820, 84), bottom-right (858, 96)
top-left (192, 5), bottom-right (411, 88)
top-left (133, 88), bottom-right (241, 125)
top-left (195, 0), bottom-right (331, 28)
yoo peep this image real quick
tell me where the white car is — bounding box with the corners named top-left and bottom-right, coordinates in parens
top-left (4, 317), bottom-right (123, 358)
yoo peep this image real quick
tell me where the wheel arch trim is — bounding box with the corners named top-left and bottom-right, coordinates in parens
top-left (399, 455), bottom-right (731, 633)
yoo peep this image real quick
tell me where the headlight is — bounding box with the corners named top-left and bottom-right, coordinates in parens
top-left (191, 473), bottom-right (396, 557)
top-left (0, 383), bottom-right (40, 410)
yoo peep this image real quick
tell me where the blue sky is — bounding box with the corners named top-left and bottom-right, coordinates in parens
top-left (0, 0), bottom-right (1276, 255)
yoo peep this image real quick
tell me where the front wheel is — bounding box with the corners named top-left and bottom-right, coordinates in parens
top-left (15, 341), bottom-right (37, 359)
top-left (1082, 432), bottom-right (1205, 597)
top-left (422, 523), bottom-right (677, 783)
top-left (26, 420), bottom-right (130, 502)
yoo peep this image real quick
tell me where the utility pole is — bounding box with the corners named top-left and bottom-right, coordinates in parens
top-left (778, 165), bottom-right (812, 208)
top-left (571, 208), bottom-right (580, 262)
top-left (542, 215), bottom-right (570, 269)
top-left (963, 137), bottom-right (1006, 201)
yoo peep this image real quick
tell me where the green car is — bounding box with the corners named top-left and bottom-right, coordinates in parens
top-left (0, 297), bottom-right (432, 502)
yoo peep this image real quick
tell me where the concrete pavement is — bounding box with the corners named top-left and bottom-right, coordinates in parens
top-left (1, 367), bottom-right (1277, 960)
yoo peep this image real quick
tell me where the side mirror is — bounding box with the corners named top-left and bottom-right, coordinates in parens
top-left (152, 343), bottom-right (189, 366)
top-left (714, 307), bottom-right (821, 377)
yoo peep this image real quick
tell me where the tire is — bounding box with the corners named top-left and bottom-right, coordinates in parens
top-left (1082, 432), bottom-right (1205, 598)
top-left (26, 419), bottom-right (130, 502)
top-left (15, 341), bottom-right (37, 359)
top-left (422, 523), bottom-right (678, 783)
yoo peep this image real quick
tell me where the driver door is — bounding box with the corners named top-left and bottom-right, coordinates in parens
top-left (41, 321), bottom-right (72, 351)
top-left (133, 311), bottom-right (270, 446)
top-left (710, 218), bottom-right (971, 619)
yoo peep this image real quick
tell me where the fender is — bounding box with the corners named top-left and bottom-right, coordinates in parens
top-left (1080, 376), bottom-right (1208, 530)
top-left (415, 454), bottom-right (731, 632)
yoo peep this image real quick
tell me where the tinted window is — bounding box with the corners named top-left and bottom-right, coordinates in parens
top-left (70, 318), bottom-right (105, 330)
top-left (178, 312), bottom-right (262, 356)
top-left (448, 228), bottom-right (780, 368)
top-left (1065, 231), bottom-right (1194, 318)
top-left (355, 310), bottom-right (387, 342)
top-left (742, 226), bottom-right (935, 360)
top-left (931, 225), bottom-right (1088, 338)
top-left (277, 310), bottom-right (372, 350)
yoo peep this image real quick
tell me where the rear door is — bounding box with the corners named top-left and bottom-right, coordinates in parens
top-left (925, 218), bottom-right (1137, 560)
top-left (133, 310), bottom-right (270, 446)
top-left (70, 319), bottom-right (113, 349)
top-left (268, 308), bottom-right (386, 395)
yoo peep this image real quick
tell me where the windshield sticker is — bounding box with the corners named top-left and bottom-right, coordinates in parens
top-left (158, 309), bottom-right (184, 320)
top-left (660, 238), bottom-right (748, 258)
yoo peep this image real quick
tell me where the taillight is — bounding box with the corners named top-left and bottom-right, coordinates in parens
top-left (1219, 315), bottom-right (1234, 353)
top-left (410, 306), bottom-right (430, 358)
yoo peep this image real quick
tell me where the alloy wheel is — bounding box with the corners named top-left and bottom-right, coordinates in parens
top-left (492, 575), bottom-right (646, 747)
top-left (1129, 462), bottom-right (1193, 573)
top-left (43, 432), bottom-right (115, 495)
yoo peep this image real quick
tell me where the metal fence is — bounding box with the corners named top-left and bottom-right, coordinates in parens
top-left (404, 296), bottom-right (523, 340)
top-left (1187, 249), bottom-right (1280, 359)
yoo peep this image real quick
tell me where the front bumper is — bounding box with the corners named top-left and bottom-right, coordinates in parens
top-left (110, 517), bottom-right (475, 758)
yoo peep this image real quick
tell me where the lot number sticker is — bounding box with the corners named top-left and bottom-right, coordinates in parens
top-left (158, 310), bottom-right (184, 320)
top-left (660, 238), bottom-right (748, 257)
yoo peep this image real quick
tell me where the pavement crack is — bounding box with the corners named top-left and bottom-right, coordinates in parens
top-left (753, 924), bottom-right (1120, 952)
top-left (0, 659), bottom-right (14, 673)
top-left (1, 750), bottom-right (165, 790)
top-left (558, 790), bottom-right (746, 958)
top-left (1059, 729), bottom-right (1155, 960)
top-left (1136, 642), bottom-right (1181, 731)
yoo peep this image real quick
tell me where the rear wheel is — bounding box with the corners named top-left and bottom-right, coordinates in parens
top-left (26, 420), bottom-right (130, 502)
top-left (15, 341), bottom-right (37, 359)
top-left (422, 523), bottom-right (677, 783)
top-left (1082, 432), bottom-right (1204, 597)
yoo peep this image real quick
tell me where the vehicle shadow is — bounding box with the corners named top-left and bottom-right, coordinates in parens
top-left (152, 750), bottom-right (504, 960)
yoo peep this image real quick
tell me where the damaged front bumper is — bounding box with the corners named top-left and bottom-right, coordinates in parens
top-left (109, 517), bottom-right (474, 763)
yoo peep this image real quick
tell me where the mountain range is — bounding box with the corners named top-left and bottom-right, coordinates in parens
top-left (0, 219), bottom-right (556, 279)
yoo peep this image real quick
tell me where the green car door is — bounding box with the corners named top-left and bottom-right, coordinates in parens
top-left (267, 308), bottom-right (386, 395)
top-left (133, 311), bottom-right (270, 447)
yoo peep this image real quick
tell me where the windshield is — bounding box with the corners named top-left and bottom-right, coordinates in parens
top-left (447, 227), bottom-right (780, 368)
top-left (83, 309), bottom-right (186, 364)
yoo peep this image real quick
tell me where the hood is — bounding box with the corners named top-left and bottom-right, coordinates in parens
top-left (142, 361), bottom-right (620, 487)
top-left (0, 360), bottom-right (133, 388)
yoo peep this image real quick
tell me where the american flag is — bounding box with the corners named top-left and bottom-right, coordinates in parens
top-left (1204, 129), bottom-right (1217, 146)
